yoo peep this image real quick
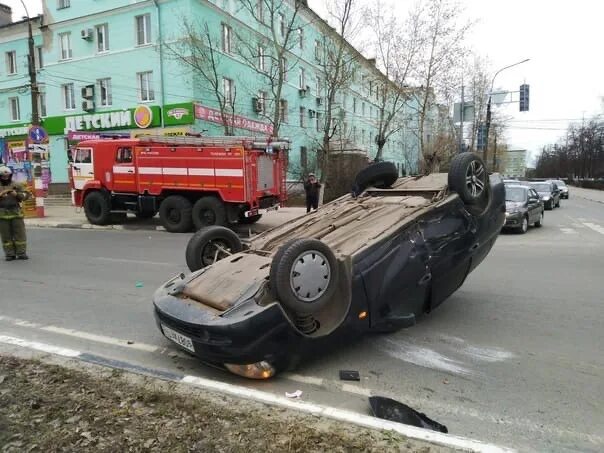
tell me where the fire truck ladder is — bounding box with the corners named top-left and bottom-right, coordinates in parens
top-left (137, 135), bottom-right (291, 150)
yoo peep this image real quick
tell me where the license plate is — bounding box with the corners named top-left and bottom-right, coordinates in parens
top-left (161, 324), bottom-right (195, 353)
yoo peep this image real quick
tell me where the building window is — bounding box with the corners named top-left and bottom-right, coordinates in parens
top-left (299, 67), bottom-right (306, 89)
top-left (256, 0), bottom-right (264, 23)
top-left (59, 33), bottom-right (72, 60)
top-left (314, 40), bottom-right (322, 62)
top-left (38, 93), bottom-right (47, 118)
top-left (299, 107), bottom-right (305, 128)
top-left (353, 97), bottom-right (357, 114)
top-left (137, 71), bottom-right (154, 101)
top-left (62, 83), bottom-right (75, 110)
top-left (136, 14), bottom-right (151, 45)
top-left (98, 78), bottom-right (112, 106)
top-left (258, 45), bottom-right (266, 72)
top-left (35, 46), bottom-right (43, 69)
top-left (257, 90), bottom-right (266, 114)
top-left (222, 23), bottom-right (232, 53)
top-left (352, 125), bottom-right (357, 141)
top-left (9, 97), bottom-right (20, 121)
top-left (96, 24), bottom-right (109, 52)
top-left (5, 51), bottom-right (17, 74)
top-left (279, 99), bottom-right (288, 123)
top-left (278, 13), bottom-right (286, 39)
top-left (223, 77), bottom-right (234, 106)
top-left (57, 0), bottom-right (70, 9)
top-left (281, 57), bottom-right (288, 81)
top-left (300, 146), bottom-right (308, 172)
top-left (298, 28), bottom-right (304, 49)
top-left (362, 102), bottom-right (366, 116)
top-left (316, 112), bottom-right (322, 132)
top-left (315, 75), bottom-right (321, 96)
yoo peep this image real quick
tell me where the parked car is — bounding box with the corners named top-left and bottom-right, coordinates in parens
top-left (503, 185), bottom-right (544, 233)
top-left (530, 181), bottom-right (560, 210)
top-left (550, 180), bottom-right (569, 199)
top-left (152, 153), bottom-right (506, 379)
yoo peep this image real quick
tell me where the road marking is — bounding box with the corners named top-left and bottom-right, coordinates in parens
top-left (95, 256), bottom-right (179, 266)
top-left (583, 222), bottom-right (604, 235)
top-left (41, 326), bottom-right (158, 352)
top-left (560, 228), bottom-right (577, 234)
top-left (282, 373), bottom-right (324, 386)
top-left (341, 383), bottom-right (372, 396)
top-left (0, 335), bottom-right (80, 357)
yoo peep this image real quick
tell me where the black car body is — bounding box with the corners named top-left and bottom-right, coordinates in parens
top-left (153, 154), bottom-right (506, 378)
top-left (551, 180), bottom-right (569, 199)
top-left (503, 185), bottom-right (544, 233)
top-left (530, 181), bottom-right (560, 210)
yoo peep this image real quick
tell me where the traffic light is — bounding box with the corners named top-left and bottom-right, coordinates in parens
top-left (519, 84), bottom-right (529, 112)
top-left (477, 123), bottom-right (486, 150)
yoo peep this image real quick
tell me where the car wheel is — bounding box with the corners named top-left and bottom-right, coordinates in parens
top-left (352, 161), bottom-right (398, 196)
top-left (534, 212), bottom-right (544, 227)
top-left (83, 191), bottom-right (111, 225)
top-left (518, 216), bottom-right (529, 234)
top-left (239, 214), bottom-right (263, 224)
top-left (185, 226), bottom-right (243, 272)
top-left (448, 152), bottom-right (489, 205)
top-left (270, 238), bottom-right (339, 314)
top-left (159, 195), bottom-right (193, 233)
top-left (192, 197), bottom-right (227, 230)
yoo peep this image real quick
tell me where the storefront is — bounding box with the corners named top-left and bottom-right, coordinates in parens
top-left (40, 102), bottom-right (196, 186)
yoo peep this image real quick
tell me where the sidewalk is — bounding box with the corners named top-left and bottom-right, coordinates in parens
top-left (24, 205), bottom-right (307, 233)
top-left (568, 186), bottom-right (604, 204)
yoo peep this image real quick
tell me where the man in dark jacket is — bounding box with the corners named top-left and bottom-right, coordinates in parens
top-left (303, 173), bottom-right (321, 213)
top-left (0, 165), bottom-right (31, 261)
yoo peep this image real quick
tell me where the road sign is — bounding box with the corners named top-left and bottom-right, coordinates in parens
top-left (28, 125), bottom-right (48, 144)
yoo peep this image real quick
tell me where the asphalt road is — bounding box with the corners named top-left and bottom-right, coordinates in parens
top-left (1, 194), bottom-right (603, 452)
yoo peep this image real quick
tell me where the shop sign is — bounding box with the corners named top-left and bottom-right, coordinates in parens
top-left (163, 102), bottom-right (195, 126)
top-left (42, 106), bottom-right (162, 135)
top-left (194, 103), bottom-right (273, 135)
top-left (131, 127), bottom-right (191, 139)
top-left (0, 125), bottom-right (29, 138)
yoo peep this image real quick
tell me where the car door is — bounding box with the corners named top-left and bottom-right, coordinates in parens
top-left (71, 147), bottom-right (94, 190)
top-left (528, 189), bottom-right (540, 222)
top-left (112, 146), bottom-right (137, 193)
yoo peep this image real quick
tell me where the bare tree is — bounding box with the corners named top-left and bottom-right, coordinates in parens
top-left (164, 20), bottom-right (237, 135)
top-left (411, 0), bottom-right (472, 173)
top-left (237, 0), bottom-right (306, 137)
top-left (364, 1), bottom-right (423, 161)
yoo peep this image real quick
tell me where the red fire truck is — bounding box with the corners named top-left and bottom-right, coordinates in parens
top-left (68, 135), bottom-right (289, 233)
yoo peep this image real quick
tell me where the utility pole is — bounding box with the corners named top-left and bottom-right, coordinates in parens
top-left (21, 0), bottom-right (40, 126)
top-left (484, 58), bottom-right (529, 170)
top-left (459, 83), bottom-right (464, 153)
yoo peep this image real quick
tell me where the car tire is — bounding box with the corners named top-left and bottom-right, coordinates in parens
top-left (546, 201), bottom-right (553, 210)
top-left (448, 152), bottom-right (489, 205)
top-left (518, 216), bottom-right (529, 234)
top-left (185, 226), bottom-right (243, 272)
top-left (159, 195), bottom-right (193, 233)
top-left (83, 191), bottom-right (111, 225)
top-left (352, 161), bottom-right (398, 195)
top-left (239, 214), bottom-right (263, 224)
top-left (270, 238), bottom-right (339, 314)
top-left (192, 197), bottom-right (227, 230)
top-left (534, 212), bottom-right (543, 227)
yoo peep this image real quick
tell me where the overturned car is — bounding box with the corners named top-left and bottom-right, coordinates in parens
top-left (153, 153), bottom-right (505, 379)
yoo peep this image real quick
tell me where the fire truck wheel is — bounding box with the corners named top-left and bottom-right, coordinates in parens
top-left (84, 191), bottom-right (111, 225)
top-left (192, 197), bottom-right (227, 230)
top-left (239, 214), bottom-right (262, 224)
top-left (159, 195), bottom-right (193, 233)
top-left (185, 226), bottom-right (243, 272)
top-left (270, 238), bottom-right (339, 315)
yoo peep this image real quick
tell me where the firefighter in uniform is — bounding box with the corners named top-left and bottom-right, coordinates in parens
top-left (0, 165), bottom-right (31, 261)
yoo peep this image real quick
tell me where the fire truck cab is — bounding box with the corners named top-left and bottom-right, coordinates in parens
top-left (68, 135), bottom-right (289, 233)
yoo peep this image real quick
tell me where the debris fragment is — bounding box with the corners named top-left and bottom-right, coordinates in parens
top-left (368, 396), bottom-right (448, 433)
top-left (339, 370), bottom-right (360, 381)
top-left (285, 390), bottom-right (303, 399)
top-left (135, 281), bottom-right (144, 288)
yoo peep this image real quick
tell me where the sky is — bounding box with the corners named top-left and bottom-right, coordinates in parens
top-left (5, 0), bottom-right (604, 165)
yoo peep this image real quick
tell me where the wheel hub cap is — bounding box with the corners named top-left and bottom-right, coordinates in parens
top-left (465, 161), bottom-right (486, 198)
top-left (290, 251), bottom-right (331, 303)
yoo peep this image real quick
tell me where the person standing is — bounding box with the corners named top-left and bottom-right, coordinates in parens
top-left (304, 173), bottom-right (321, 213)
top-left (0, 165), bottom-right (31, 261)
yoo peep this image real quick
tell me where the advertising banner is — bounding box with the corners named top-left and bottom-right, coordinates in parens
top-left (194, 103), bottom-right (273, 135)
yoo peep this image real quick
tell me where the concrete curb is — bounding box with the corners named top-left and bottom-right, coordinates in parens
top-left (573, 194), bottom-right (604, 205)
top-left (0, 334), bottom-right (515, 453)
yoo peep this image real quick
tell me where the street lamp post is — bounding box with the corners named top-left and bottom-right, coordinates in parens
top-left (20, 0), bottom-right (40, 126)
top-left (484, 58), bottom-right (529, 170)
